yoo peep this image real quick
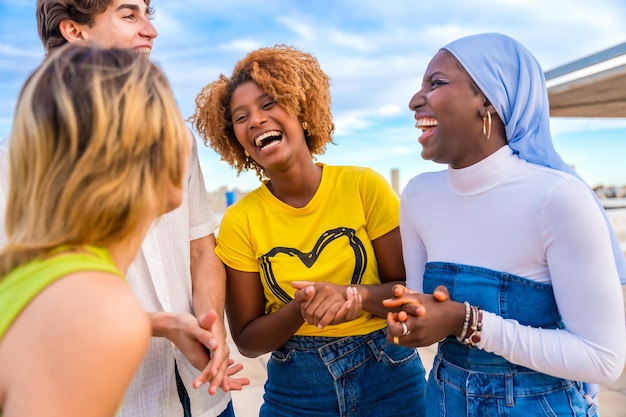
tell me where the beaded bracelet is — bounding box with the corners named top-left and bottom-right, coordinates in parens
top-left (456, 301), bottom-right (471, 342)
top-left (463, 305), bottom-right (478, 343)
top-left (463, 306), bottom-right (483, 347)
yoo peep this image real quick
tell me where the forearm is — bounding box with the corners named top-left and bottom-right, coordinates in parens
top-left (192, 265), bottom-right (226, 321)
top-left (190, 235), bottom-right (226, 327)
top-left (232, 301), bottom-right (305, 358)
top-left (147, 311), bottom-right (180, 338)
top-left (356, 281), bottom-right (405, 318)
top-left (481, 310), bottom-right (624, 384)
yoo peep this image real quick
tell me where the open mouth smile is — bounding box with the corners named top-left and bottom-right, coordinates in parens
top-left (415, 117), bottom-right (438, 131)
top-left (415, 117), bottom-right (438, 143)
top-left (254, 130), bottom-right (283, 150)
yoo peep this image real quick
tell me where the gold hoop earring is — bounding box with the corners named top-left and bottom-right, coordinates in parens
top-left (302, 121), bottom-right (309, 131)
top-left (244, 149), bottom-right (250, 157)
top-left (482, 111), bottom-right (492, 140)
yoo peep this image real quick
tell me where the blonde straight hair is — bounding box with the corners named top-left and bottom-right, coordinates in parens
top-left (0, 43), bottom-right (187, 276)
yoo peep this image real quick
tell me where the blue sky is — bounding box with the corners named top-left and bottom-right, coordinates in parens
top-left (1, 0), bottom-right (626, 192)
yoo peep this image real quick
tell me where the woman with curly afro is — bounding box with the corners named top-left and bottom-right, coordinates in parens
top-left (191, 45), bottom-right (427, 417)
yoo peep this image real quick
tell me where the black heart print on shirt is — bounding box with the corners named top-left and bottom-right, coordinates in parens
top-left (258, 227), bottom-right (367, 304)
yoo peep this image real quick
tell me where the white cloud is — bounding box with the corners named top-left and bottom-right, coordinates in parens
top-left (379, 105), bottom-right (403, 116)
top-left (551, 118), bottom-right (626, 136)
top-left (2, 0), bottom-right (626, 189)
top-left (333, 110), bottom-right (374, 136)
top-left (276, 16), bottom-right (316, 40)
top-left (328, 29), bottom-right (377, 52)
top-left (217, 39), bottom-right (264, 53)
top-left (0, 43), bottom-right (42, 59)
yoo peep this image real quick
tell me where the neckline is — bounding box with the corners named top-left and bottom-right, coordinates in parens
top-left (448, 146), bottom-right (517, 196)
top-left (261, 162), bottom-right (327, 211)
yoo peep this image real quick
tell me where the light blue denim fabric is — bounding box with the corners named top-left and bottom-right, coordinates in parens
top-left (260, 329), bottom-right (426, 417)
top-left (423, 262), bottom-right (597, 417)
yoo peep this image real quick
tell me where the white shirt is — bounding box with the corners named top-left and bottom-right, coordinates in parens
top-left (401, 146), bottom-right (625, 384)
top-left (117, 138), bottom-right (229, 417)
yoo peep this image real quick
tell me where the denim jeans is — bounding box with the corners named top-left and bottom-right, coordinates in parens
top-left (422, 262), bottom-right (597, 417)
top-left (260, 329), bottom-right (426, 417)
top-left (217, 401), bottom-right (235, 417)
top-left (426, 353), bottom-right (595, 416)
top-left (175, 362), bottom-right (192, 417)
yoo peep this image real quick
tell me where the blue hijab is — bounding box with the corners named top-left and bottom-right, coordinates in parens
top-left (443, 32), bottom-right (626, 283)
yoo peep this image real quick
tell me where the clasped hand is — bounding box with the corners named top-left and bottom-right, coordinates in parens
top-left (168, 310), bottom-right (250, 394)
top-left (291, 281), bottom-right (362, 329)
top-left (383, 284), bottom-right (460, 347)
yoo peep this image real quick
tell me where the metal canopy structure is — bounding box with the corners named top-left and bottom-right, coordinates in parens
top-left (545, 42), bottom-right (626, 117)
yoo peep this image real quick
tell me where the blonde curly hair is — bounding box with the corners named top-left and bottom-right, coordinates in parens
top-left (190, 45), bottom-right (335, 180)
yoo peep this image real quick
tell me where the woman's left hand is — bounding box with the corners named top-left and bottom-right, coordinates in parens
top-left (383, 284), bottom-right (464, 347)
top-left (292, 281), bottom-right (362, 328)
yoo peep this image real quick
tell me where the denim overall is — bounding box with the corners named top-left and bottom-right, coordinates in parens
top-left (261, 329), bottom-right (426, 417)
top-left (423, 262), bottom-right (596, 417)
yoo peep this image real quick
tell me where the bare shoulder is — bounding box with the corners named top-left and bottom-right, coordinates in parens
top-left (37, 270), bottom-right (151, 346)
top-left (0, 270), bottom-right (150, 417)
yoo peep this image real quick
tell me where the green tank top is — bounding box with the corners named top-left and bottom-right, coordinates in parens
top-left (0, 246), bottom-right (124, 340)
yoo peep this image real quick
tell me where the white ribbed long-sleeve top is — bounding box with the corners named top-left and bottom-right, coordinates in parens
top-left (401, 146), bottom-right (625, 384)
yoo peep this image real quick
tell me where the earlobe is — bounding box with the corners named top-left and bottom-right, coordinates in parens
top-left (59, 20), bottom-right (86, 43)
top-left (479, 103), bottom-right (495, 118)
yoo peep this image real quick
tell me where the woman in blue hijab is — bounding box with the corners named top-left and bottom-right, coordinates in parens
top-left (385, 33), bottom-right (625, 416)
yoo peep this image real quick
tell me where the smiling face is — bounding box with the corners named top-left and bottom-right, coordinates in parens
top-left (229, 81), bottom-right (309, 173)
top-left (78, 0), bottom-right (157, 55)
top-left (408, 50), bottom-right (489, 168)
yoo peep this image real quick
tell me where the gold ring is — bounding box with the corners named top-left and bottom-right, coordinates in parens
top-left (393, 336), bottom-right (400, 344)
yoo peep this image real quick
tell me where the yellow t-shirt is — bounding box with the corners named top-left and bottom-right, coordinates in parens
top-left (216, 164), bottom-right (400, 337)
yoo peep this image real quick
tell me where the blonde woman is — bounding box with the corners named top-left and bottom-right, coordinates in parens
top-left (0, 43), bottom-right (190, 417)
